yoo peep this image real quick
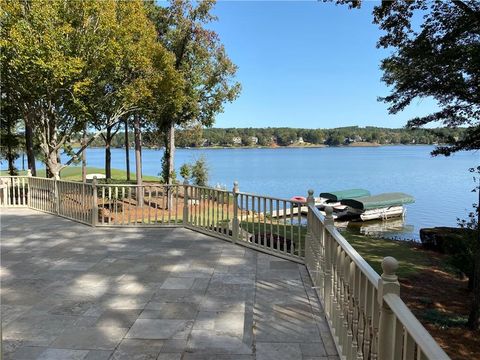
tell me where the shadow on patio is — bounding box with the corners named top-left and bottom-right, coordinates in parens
top-left (1, 208), bottom-right (338, 360)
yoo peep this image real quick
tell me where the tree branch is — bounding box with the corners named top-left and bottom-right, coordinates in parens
top-left (452, 1), bottom-right (480, 24)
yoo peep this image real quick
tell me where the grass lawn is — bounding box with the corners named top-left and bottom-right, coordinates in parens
top-left (341, 231), bottom-right (434, 278)
top-left (341, 231), bottom-right (479, 360)
top-left (1, 167), bottom-right (160, 182)
top-left (239, 220), bottom-right (307, 256)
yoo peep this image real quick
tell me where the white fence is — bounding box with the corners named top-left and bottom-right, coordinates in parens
top-left (0, 176), bottom-right (450, 360)
top-left (304, 192), bottom-right (449, 360)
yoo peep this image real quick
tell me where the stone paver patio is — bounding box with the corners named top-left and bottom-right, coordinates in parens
top-left (1, 209), bottom-right (338, 360)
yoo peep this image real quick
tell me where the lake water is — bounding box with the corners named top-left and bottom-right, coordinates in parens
top-left (6, 145), bottom-right (478, 240)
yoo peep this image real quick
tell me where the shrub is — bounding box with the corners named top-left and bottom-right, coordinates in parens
top-left (179, 163), bottom-right (191, 181)
top-left (191, 156), bottom-right (209, 186)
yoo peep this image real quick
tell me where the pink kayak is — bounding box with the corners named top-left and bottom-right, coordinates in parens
top-left (290, 196), bottom-right (307, 203)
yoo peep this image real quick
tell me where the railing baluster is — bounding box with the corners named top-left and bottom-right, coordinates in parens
top-left (403, 332), bottom-right (415, 360)
top-left (290, 202), bottom-right (294, 255)
top-left (297, 202), bottom-right (302, 257)
top-left (267, 198), bottom-right (272, 251)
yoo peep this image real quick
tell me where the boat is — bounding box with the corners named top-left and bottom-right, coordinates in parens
top-left (338, 192), bottom-right (415, 221)
top-left (316, 189), bottom-right (371, 210)
top-left (290, 196), bottom-right (307, 204)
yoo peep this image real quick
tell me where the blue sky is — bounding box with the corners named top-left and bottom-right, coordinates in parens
top-left (208, 1), bottom-right (437, 129)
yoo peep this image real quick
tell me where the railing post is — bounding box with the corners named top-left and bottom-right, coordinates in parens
top-left (324, 205), bottom-right (334, 227)
top-left (54, 172), bottom-right (60, 214)
top-left (305, 189), bottom-right (315, 261)
top-left (232, 181), bottom-right (239, 244)
top-left (183, 179), bottom-right (189, 225)
top-left (323, 205), bottom-right (334, 319)
top-left (377, 256), bottom-right (400, 360)
top-left (92, 176), bottom-right (98, 227)
top-left (27, 169), bottom-right (32, 207)
top-left (306, 189), bottom-right (315, 207)
top-left (0, 178), bottom-right (4, 207)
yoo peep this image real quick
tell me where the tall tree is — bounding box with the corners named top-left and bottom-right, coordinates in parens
top-left (1, 0), bottom-right (181, 177)
top-left (339, 0), bottom-right (480, 330)
top-left (146, 0), bottom-right (240, 186)
top-left (371, 0), bottom-right (478, 155)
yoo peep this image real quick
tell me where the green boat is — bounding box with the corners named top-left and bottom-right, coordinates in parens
top-left (339, 192), bottom-right (415, 221)
top-left (319, 189), bottom-right (371, 202)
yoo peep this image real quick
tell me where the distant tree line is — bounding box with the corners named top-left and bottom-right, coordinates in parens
top-left (174, 126), bottom-right (466, 148)
top-left (70, 125), bottom-right (466, 149)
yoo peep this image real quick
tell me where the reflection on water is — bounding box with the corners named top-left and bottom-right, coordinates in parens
top-left (339, 218), bottom-right (417, 241)
top-left (286, 215), bottom-right (418, 241)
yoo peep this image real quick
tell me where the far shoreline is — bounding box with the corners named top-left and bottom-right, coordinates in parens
top-left (85, 143), bottom-right (439, 151)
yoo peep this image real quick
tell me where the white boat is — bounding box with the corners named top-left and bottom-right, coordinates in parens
top-left (338, 193), bottom-right (414, 222)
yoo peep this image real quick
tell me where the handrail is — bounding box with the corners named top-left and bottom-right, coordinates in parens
top-left (383, 293), bottom-right (450, 359)
top-left (0, 175), bottom-right (29, 178)
top-left (237, 190), bottom-right (304, 204)
top-left (309, 205), bottom-right (380, 286)
top-left (96, 182), bottom-right (170, 187)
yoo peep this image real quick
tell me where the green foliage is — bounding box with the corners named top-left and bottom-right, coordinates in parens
top-left (146, 0), bottom-right (241, 185)
top-left (1, 0), bottom-right (183, 176)
top-left (347, 0), bottom-right (480, 155)
top-left (448, 166), bottom-right (480, 289)
top-left (342, 232), bottom-right (433, 278)
top-left (173, 126), bottom-right (465, 148)
top-left (421, 309), bottom-right (468, 329)
top-left (191, 156), bottom-right (209, 186)
top-left (179, 163), bottom-right (191, 180)
top-left (442, 230), bottom-right (477, 289)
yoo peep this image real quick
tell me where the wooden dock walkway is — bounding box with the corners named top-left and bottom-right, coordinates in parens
top-left (268, 206), bottom-right (309, 218)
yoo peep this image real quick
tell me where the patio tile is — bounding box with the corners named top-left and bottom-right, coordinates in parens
top-left (36, 348), bottom-right (90, 360)
top-left (95, 309), bottom-right (142, 328)
top-left (186, 330), bottom-right (252, 355)
top-left (84, 350), bottom-right (113, 360)
top-left (110, 339), bottom-right (164, 360)
top-left (51, 327), bottom-right (128, 350)
top-left (140, 303), bottom-right (198, 319)
top-left (7, 345), bottom-right (46, 359)
top-left (256, 342), bottom-right (302, 360)
top-left (160, 277), bottom-right (196, 289)
top-left (126, 319), bottom-right (193, 340)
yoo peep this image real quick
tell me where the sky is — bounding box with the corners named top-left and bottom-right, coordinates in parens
top-left (207, 1), bottom-right (437, 129)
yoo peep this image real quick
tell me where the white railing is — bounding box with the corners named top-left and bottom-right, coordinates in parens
top-left (184, 181), bottom-right (305, 261)
top-left (28, 176), bottom-right (56, 214)
top-left (0, 176), bottom-right (451, 359)
top-left (95, 182), bottom-right (182, 226)
top-left (57, 180), bottom-right (93, 225)
top-left (0, 176), bottom-right (28, 207)
top-left (304, 191), bottom-right (449, 360)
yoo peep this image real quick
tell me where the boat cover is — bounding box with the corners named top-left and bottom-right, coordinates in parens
top-left (319, 189), bottom-right (371, 202)
top-left (340, 192), bottom-right (415, 210)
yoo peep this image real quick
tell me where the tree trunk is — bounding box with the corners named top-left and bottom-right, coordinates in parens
top-left (168, 123), bottom-right (175, 186)
top-left (133, 114), bottom-right (143, 204)
top-left (45, 150), bottom-right (61, 178)
top-left (81, 125), bottom-right (87, 183)
top-left (165, 123), bottom-right (175, 209)
top-left (468, 193), bottom-right (480, 330)
top-left (105, 126), bottom-right (112, 180)
top-left (44, 115), bottom-right (61, 178)
top-left (124, 117), bottom-right (130, 181)
top-left (6, 142), bottom-right (16, 176)
top-left (469, 244), bottom-right (480, 330)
